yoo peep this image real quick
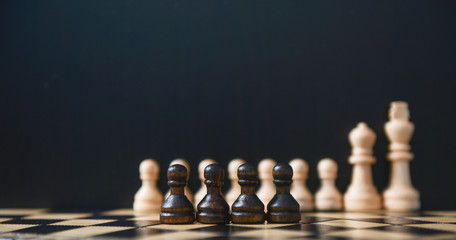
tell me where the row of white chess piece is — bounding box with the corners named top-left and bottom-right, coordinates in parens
top-left (134, 101), bottom-right (419, 212)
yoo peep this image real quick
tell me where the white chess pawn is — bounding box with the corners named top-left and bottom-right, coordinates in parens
top-left (315, 158), bottom-right (342, 211)
top-left (165, 158), bottom-right (194, 204)
top-left (289, 158), bottom-right (313, 211)
top-left (383, 101), bottom-right (420, 211)
top-left (225, 158), bottom-right (246, 207)
top-left (133, 159), bottom-right (164, 212)
top-left (194, 158), bottom-right (217, 208)
top-left (256, 158), bottom-right (277, 208)
top-left (344, 122), bottom-right (381, 211)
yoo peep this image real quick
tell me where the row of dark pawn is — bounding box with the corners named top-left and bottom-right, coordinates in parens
top-left (161, 162), bottom-right (300, 224)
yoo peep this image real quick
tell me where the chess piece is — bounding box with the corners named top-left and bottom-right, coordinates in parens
top-left (133, 159), bottom-right (164, 212)
top-left (196, 164), bottom-right (230, 224)
top-left (160, 164), bottom-right (195, 224)
top-left (165, 158), bottom-right (194, 204)
top-left (231, 163), bottom-right (266, 224)
top-left (256, 158), bottom-right (277, 207)
top-left (383, 101), bottom-right (420, 211)
top-left (344, 122), bottom-right (381, 211)
top-left (225, 158), bottom-right (246, 207)
top-left (289, 158), bottom-right (313, 211)
top-left (315, 158), bottom-right (342, 211)
top-left (194, 158), bottom-right (217, 208)
top-left (266, 163), bottom-right (300, 223)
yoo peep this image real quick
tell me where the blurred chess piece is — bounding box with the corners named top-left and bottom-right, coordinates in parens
top-left (133, 159), bottom-right (163, 212)
top-left (165, 158), bottom-right (194, 204)
top-left (225, 158), bottom-right (246, 207)
top-left (344, 122), bottom-right (381, 211)
top-left (289, 158), bottom-right (313, 211)
top-left (256, 158), bottom-right (277, 208)
top-left (383, 101), bottom-right (420, 211)
top-left (194, 158), bottom-right (217, 208)
top-left (315, 158), bottom-right (342, 211)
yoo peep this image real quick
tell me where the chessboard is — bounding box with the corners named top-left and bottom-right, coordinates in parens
top-left (1, 209), bottom-right (456, 239)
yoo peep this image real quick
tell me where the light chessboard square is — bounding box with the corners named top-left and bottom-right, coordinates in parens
top-left (138, 230), bottom-right (219, 240)
top-left (46, 226), bottom-right (134, 238)
top-left (405, 216), bottom-right (456, 223)
top-left (406, 223), bottom-right (456, 233)
top-left (315, 219), bottom-right (390, 228)
top-left (0, 224), bottom-right (38, 232)
top-left (326, 229), bottom-right (418, 240)
top-left (0, 208), bottom-right (48, 215)
top-left (232, 228), bottom-right (314, 238)
top-left (50, 219), bottom-right (117, 226)
top-left (229, 223), bottom-right (299, 229)
top-left (23, 213), bottom-right (92, 220)
top-left (0, 218), bottom-right (11, 223)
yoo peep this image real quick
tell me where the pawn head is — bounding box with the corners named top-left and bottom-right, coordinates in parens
top-left (204, 163), bottom-right (224, 182)
top-left (317, 158), bottom-right (338, 179)
top-left (170, 158), bottom-right (190, 180)
top-left (228, 158), bottom-right (246, 180)
top-left (167, 164), bottom-right (188, 182)
top-left (289, 158), bottom-right (308, 180)
top-left (198, 159), bottom-right (216, 180)
top-left (139, 159), bottom-right (159, 181)
top-left (237, 163), bottom-right (257, 180)
top-left (258, 158), bottom-right (277, 180)
top-left (272, 163), bottom-right (293, 181)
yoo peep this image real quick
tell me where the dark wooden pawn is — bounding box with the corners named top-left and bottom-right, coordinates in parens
top-left (196, 164), bottom-right (230, 224)
top-left (231, 163), bottom-right (266, 224)
top-left (160, 164), bottom-right (195, 224)
top-left (266, 163), bottom-right (301, 223)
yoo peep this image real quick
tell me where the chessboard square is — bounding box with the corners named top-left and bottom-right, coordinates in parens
top-left (2, 219), bottom-right (62, 225)
top-left (46, 226), bottom-right (134, 238)
top-left (12, 225), bottom-right (81, 234)
top-left (186, 224), bottom-right (256, 234)
top-left (0, 224), bottom-right (38, 233)
top-left (147, 223), bottom-right (215, 231)
top-left (424, 211), bottom-right (456, 217)
top-left (372, 225), bottom-right (456, 236)
top-left (0, 208), bottom-right (48, 216)
top-left (23, 213), bottom-right (92, 219)
top-left (300, 215), bottom-right (335, 224)
top-left (138, 230), bottom-right (219, 240)
top-left (93, 227), bottom-right (174, 239)
top-left (407, 223), bottom-right (456, 233)
top-left (358, 217), bottom-right (421, 225)
top-left (50, 219), bottom-right (117, 226)
top-left (405, 217), bottom-right (456, 223)
top-left (315, 219), bottom-right (390, 228)
top-left (95, 220), bottom-right (160, 227)
top-left (277, 223), bottom-right (348, 234)
top-left (229, 223), bottom-right (299, 229)
top-left (128, 214), bottom-right (160, 221)
top-left (304, 212), bottom-right (385, 219)
top-left (0, 218), bottom-right (11, 223)
top-left (232, 229), bottom-right (313, 239)
top-left (326, 229), bottom-right (418, 240)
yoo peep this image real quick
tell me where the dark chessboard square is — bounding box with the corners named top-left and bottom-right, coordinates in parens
top-left (86, 215), bottom-right (136, 220)
top-left (276, 223), bottom-right (347, 235)
top-left (12, 225), bottom-right (82, 234)
top-left (1, 219), bottom-right (62, 225)
top-left (372, 225), bottom-right (454, 235)
top-left (300, 216), bottom-right (336, 224)
top-left (188, 224), bottom-right (257, 235)
top-left (94, 227), bottom-right (173, 238)
top-left (95, 220), bottom-right (160, 227)
top-left (357, 217), bottom-right (421, 225)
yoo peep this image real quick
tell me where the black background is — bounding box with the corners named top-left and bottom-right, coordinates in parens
top-left (1, 1), bottom-right (455, 210)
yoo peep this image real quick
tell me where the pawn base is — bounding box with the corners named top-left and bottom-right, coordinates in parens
top-left (196, 211), bottom-right (230, 224)
top-left (266, 211), bottom-right (300, 223)
top-left (231, 211), bottom-right (266, 224)
top-left (160, 212), bottom-right (195, 224)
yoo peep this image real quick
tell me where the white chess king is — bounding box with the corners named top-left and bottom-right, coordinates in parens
top-left (383, 101), bottom-right (420, 211)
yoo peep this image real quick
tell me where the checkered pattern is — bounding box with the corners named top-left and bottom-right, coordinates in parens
top-left (0, 209), bottom-right (456, 239)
